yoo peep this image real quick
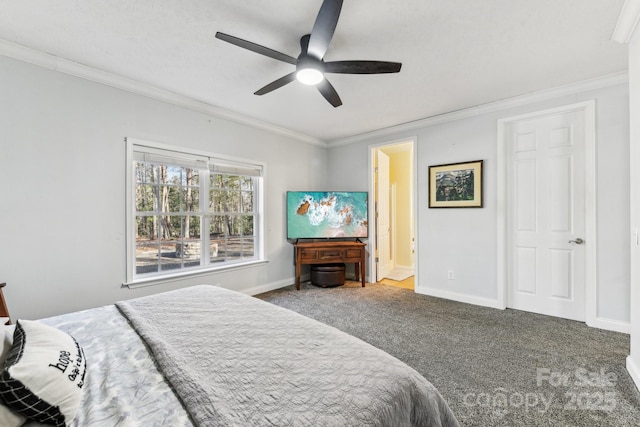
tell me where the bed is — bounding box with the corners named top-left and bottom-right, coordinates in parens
top-left (0, 285), bottom-right (459, 426)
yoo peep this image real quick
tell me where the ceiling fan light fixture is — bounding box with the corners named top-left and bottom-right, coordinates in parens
top-left (296, 67), bottom-right (324, 85)
top-left (215, 0), bottom-right (401, 106)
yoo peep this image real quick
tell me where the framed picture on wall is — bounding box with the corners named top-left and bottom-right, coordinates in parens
top-left (429, 160), bottom-right (483, 208)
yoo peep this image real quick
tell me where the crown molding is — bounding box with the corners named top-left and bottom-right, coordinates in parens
top-left (612, 0), bottom-right (640, 44)
top-left (327, 71), bottom-right (629, 147)
top-left (0, 39), bottom-right (629, 150)
top-left (0, 39), bottom-right (326, 147)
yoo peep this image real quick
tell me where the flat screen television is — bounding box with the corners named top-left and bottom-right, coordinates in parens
top-left (287, 191), bottom-right (368, 240)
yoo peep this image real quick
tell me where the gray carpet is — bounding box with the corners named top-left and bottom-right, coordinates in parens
top-left (255, 281), bottom-right (640, 427)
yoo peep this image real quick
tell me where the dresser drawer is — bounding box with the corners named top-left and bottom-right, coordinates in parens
top-left (318, 249), bottom-right (344, 261)
top-left (344, 248), bottom-right (363, 260)
top-left (299, 248), bottom-right (321, 261)
top-left (299, 248), bottom-right (346, 261)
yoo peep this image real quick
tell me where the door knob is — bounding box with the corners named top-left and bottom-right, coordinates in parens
top-left (568, 238), bottom-right (584, 245)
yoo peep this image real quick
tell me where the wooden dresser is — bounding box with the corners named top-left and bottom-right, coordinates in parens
top-left (0, 283), bottom-right (11, 324)
top-left (293, 241), bottom-right (366, 290)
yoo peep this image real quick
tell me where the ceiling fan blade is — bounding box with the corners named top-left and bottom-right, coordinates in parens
top-left (215, 32), bottom-right (297, 65)
top-left (317, 78), bottom-right (342, 107)
top-left (324, 60), bottom-right (402, 74)
top-left (254, 72), bottom-right (297, 95)
top-left (308, 0), bottom-right (343, 59)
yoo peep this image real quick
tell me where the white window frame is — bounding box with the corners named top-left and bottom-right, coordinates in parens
top-left (124, 138), bottom-right (265, 287)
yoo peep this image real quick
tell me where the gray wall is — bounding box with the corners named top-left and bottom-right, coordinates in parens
top-left (327, 82), bottom-right (630, 328)
top-left (0, 55), bottom-right (327, 320)
top-left (0, 51), bottom-right (631, 332)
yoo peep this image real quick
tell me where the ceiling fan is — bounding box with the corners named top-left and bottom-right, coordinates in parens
top-left (215, 0), bottom-right (402, 107)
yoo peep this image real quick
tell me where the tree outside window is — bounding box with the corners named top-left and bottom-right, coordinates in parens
top-left (127, 139), bottom-right (263, 284)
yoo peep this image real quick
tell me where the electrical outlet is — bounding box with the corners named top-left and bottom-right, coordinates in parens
top-left (448, 270), bottom-right (455, 280)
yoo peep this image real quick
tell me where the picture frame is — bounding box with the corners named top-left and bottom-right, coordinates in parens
top-left (429, 160), bottom-right (483, 208)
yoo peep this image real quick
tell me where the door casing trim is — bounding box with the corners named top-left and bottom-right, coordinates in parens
top-left (368, 137), bottom-right (417, 285)
top-left (496, 100), bottom-right (597, 326)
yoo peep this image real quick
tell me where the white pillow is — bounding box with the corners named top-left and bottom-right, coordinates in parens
top-left (0, 325), bottom-right (15, 366)
top-left (0, 320), bottom-right (86, 426)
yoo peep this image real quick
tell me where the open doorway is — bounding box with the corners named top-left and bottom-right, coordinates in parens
top-left (370, 140), bottom-right (415, 289)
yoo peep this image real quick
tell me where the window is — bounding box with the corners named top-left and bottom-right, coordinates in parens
top-left (125, 138), bottom-right (264, 285)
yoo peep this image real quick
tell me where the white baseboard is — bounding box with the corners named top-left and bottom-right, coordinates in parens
top-left (240, 279), bottom-right (291, 296)
top-left (627, 356), bottom-right (640, 393)
top-left (241, 274), bottom-right (310, 296)
top-left (245, 279), bottom-right (631, 334)
top-left (416, 286), bottom-right (631, 333)
top-left (590, 317), bottom-right (630, 334)
top-left (414, 286), bottom-right (503, 309)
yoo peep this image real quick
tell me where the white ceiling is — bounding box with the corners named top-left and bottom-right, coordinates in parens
top-left (0, 0), bottom-right (628, 142)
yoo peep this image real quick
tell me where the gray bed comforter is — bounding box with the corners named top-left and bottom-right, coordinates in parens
top-left (116, 285), bottom-right (459, 427)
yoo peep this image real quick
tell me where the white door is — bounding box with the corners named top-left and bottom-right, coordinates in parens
top-left (506, 109), bottom-right (586, 321)
top-left (376, 150), bottom-right (393, 280)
